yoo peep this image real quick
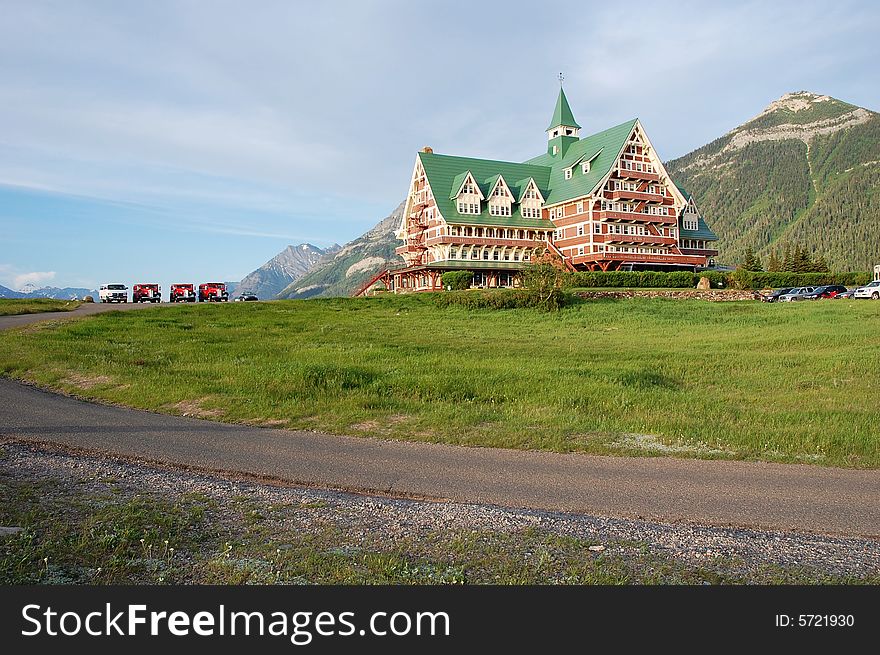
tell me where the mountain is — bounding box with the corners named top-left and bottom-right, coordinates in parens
top-left (237, 243), bottom-right (339, 300)
top-left (666, 91), bottom-right (880, 271)
top-left (18, 285), bottom-right (97, 300)
top-left (277, 201), bottom-right (405, 299)
top-left (0, 284), bottom-right (24, 298)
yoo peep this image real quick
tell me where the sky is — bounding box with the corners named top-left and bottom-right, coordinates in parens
top-left (1, 0), bottom-right (878, 292)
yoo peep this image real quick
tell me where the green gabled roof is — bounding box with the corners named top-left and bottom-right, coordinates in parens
top-left (449, 171), bottom-right (475, 199)
top-left (419, 151), bottom-right (552, 225)
top-left (675, 184), bottom-right (718, 241)
top-left (526, 118), bottom-right (638, 205)
top-left (546, 88), bottom-right (581, 131)
top-left (514, 177), bottom-right (542, 202)
top-left (482, 173), bottom-right (502, 198)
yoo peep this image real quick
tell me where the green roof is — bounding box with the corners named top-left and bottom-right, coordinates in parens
top-left (547, 88), bottom-right (581, 131)
top-left (419, 118), bottom-right (638, 226)
top-left (524, 118), bottom-right (639, 205)
top-left (675, 184), bottom-right (718, 241)
top-left (419, 151), bottom-right (553, 227)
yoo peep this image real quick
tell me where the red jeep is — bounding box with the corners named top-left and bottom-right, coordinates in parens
top-left (170, 283), bottom-right (196, 303)
top-left (132, 283), bottom-right (161, 303)
top-left (198, 282), bottom-right (229, 302)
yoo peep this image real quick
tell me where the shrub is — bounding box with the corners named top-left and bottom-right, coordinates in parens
top-left (567, 271), bottom-right (696, 288)
top-left (434, 288), bottom-right (570, 311)
top-left (730, 270), bottom-right (869, 289)
top-left (440, 270), bottom-right (473, 291)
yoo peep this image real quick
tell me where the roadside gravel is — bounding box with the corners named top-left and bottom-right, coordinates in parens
top-left (2, 440), bottom-right (877, 580)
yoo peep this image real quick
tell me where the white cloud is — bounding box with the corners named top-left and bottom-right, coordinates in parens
top-left (13, 270), bottom-right (56, 290)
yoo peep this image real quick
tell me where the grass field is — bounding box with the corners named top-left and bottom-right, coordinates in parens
top-left (0, 298), bottom-right (82, 316)
top-left (0, 295), bottom-right (878, 468)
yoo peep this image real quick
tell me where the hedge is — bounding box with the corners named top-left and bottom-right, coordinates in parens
top-left (441, 270), bottom-right (474, 291)
top-left (727, 270), bottom-right (870, 289)
top-left (562, 269), bottom-right (870, 290)
top-left (434, 288), bottom-right (570, 311)
top-left (568, 270), bottom-right (698, 289)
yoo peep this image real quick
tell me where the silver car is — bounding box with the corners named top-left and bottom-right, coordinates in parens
top-left (854, 280), bottom-right (880, 300)
top-left (778, 286), bottom-right (816, 302)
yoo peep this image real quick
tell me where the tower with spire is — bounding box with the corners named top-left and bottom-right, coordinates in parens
top-left (546, 86), bottom-right (580, 158)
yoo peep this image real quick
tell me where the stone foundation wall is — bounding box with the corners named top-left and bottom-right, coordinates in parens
top-left (576, 289), bottom-right (762, 302)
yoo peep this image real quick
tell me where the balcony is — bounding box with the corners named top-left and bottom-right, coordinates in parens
top-left (680, 247), bottom-right (719, 257)
top-left (604, 233), bottom-right (677, 246)
top-left (425, 235), bottom-right (543, 248)
top-left (615, 167), bottom-right (660, 182)
top-left (608, 189), bottom-right (664, 203)
top-left (596, 210), bottom-right (677, 225)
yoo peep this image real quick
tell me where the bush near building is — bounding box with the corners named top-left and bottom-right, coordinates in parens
top-left (561, 269), bottom-right (869, 290)
top-left (441, 270), bottom-right (474, 291)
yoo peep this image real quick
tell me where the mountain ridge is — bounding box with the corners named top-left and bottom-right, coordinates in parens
top-left (237, 242), bottom-right (340, 300)
top-left (276, 201), bottom-right (405, 299)
top-left (666, 91), bottom-right (880, 270)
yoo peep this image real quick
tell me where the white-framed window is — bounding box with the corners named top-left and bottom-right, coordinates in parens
top-left (578, 246), bottom-right (584, 255)
top-left (522, 207), bottom-right (540, 219)
top-left (489, 204), bottom-right (511, 216)
top-left (582, 161), bottom-right (590, 174)
top-left (594, 223), bottom-right (601, 234)
top-left (576, 201), bottom-right (583, 213)
top-left (564, 168), bottom-right (572, 180)
top-left (577, 225), bottom-right (584, 236)
top-left (457, 201), bottom-right (480, 215)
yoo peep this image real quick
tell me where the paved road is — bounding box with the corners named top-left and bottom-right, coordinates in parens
top-left (1, 377), bottom-right (878, 537)
top-left (0, 301), bottom-right (166, 330)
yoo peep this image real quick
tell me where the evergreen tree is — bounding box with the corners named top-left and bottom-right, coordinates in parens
top-left (741, 246), bottom-right (762, 271)
top-left (793, 243), bottom-right (812, 273)
top-left (766, 251), bottom-right (781, 272)
top-left (781, 245), bottom-right (794, 272)
top-left (812, 254), bottom-right (830, 272)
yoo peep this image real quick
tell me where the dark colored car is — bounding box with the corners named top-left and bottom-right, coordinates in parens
top-left (802, 285), bottom-right (848, 300)
top-left (235, 293), bottom-right (258, 302)
top-left (762, 287), bottom-right (794, 303)
top-left (835, 289), bottom-right (855, 299)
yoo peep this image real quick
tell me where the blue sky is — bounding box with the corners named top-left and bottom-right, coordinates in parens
top-left (1, 0), bottom-right (878, 291)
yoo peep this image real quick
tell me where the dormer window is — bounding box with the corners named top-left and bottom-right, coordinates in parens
top-left (457, 201), bottom-right (480, 215)
top-left (582, 161), bottom-right (590, 174)
top-left (564, 168), bottom-right (572, 180)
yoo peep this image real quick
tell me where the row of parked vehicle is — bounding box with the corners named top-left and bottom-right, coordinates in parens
top-left (762, 281), bottom-right (880, 302)
top-left (98, 283), bottom-right (259, 303)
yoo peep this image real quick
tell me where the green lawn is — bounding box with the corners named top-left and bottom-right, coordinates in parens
top-left (0, 298), bottom-right (82, 316)
top-left (0, 295), bottom-right (877, 467)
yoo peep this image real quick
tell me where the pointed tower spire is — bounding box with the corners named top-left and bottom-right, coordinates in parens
top-left (546, 84), bottom-right (581, 157)
top-left (546, 87), bottom-right (581, 133)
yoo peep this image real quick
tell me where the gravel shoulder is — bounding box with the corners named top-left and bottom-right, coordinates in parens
top-left (2, 440), bottom-right (877, 584)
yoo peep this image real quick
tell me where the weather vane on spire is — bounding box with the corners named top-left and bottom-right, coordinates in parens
top-left (558, 72), bottom-right (564, 87)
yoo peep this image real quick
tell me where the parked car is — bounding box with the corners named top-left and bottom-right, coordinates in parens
top-left (777, 287), bottom-right (816, 302)
top-left (198, 282), bottom-right (229, 302)
top-left (801, 285), bottom-right (849, 300)
top-left (854, 280), bottom-right (880, 300)
top-left (835, 289), bottom-right (855, 299)
top-left (234, 293), bottom-right (258, 302)
top-left (762, 287), bottom-right (794, 303)
top-left (99, 283), bottom-right (128, 303)
top-left (170, 283), bottom-right (196, 303)
top-left (132, 283), bottom-right (161, 303)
